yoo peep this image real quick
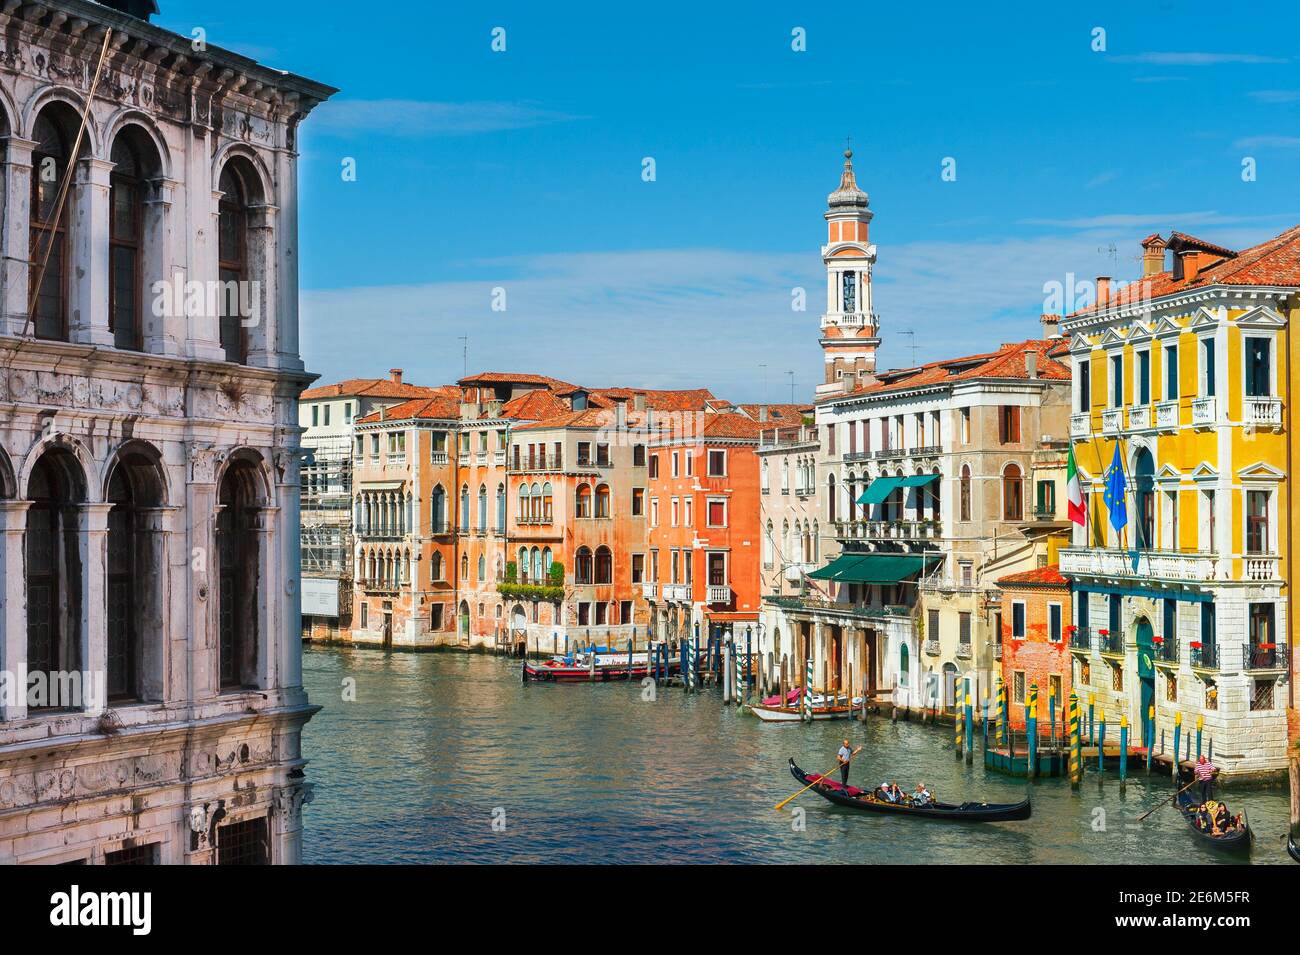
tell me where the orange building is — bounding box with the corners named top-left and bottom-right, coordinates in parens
top-left (646, 412), bottom-right (766, 647)
top-left (995, 564), bottom-right (1073, 729)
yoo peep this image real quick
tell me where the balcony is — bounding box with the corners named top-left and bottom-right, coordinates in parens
top-left (706, 584), bottom-right (731, 605)
top-left (1153, 634), bottom-right (1178, 665)
top-left (1128, 405), bottom-right (1151, 430)
top-left (955, 642), bottom-right (973, 661)
top-left (1059, 547), bottom-right (1218, 582)
top-left (494, 451), bottom-right (507, 466)
top-left (992, 643), bottom-right (1003, 661)
top-left (429, 520), bottom-right (450, 535)
top-left (873, 447), bottom-right (906, 461)
top-left (1190, 641), bottom-right (1219, 670)
top-left (1244, 555), bottom-right (1280, 581)
top-left (1244, 395), bottom-right (1282, 430)
top-left (1068, 628), bottom-right (1092, 652)
top-left (838, 518), bottom-right (941, 542)
top-left (912, 445), bottom-right (942, 459)
top-left (430, 451), bottom-right (449, 466)
top-left (641, 582), bottom-right (657, 600)
top-left (1070, 413), bottom-right (1091, 438)
top-left (1101, 409), bottom-right (1121, 434)
top-left (1097, 629), bottom-right (1124, 655)
top-left (1154, 400), bottom-right (1178, 431)
top-left (923, 640), bottom-right (942, 656)
top-left (842, 450), bottom-right (873, 463)
top-left (1191, 396), bottom-right (1216, 429)
top-left (1243, 642), bottom-right (1288, 672)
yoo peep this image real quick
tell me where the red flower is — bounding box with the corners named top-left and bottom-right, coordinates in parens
top-left (1098, 629), bottom-right (1109, 637)
top-left (1258, 642), bottom-right (1276, 650)
top-left (1065, 625), bottom-right (1078, 634)
top-left (1190, 641), bottom-right (1202, 650)
top-left (1152, 636), bottom-right (1164, 645)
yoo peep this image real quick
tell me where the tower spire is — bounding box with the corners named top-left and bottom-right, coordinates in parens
top-left (819, 146), bottom-right (879, 386)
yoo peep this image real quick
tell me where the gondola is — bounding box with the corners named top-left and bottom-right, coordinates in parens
top-left (1288, 833), bottom-right (1300, 864)
top-left (788, 759), bottom-right (1031, 822)
top-left (1173, 792), bottom-right (1252, 856)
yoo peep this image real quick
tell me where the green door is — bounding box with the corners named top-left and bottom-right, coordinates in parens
top-left (1136, 618), bottom-right (1155, 744)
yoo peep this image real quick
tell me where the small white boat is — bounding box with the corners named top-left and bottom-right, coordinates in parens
top-left (750, 701), bottom-right (856, 722)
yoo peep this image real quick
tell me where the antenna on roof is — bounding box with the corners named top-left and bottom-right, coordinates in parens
top-left (786, 370), bottom-right (795, 404)
top-left (900, 329), bottom-right (918, 367)
top-left (458, 334), bottom-right (468, 378)
top-left (1097, 243), bottom-right (1119, 268)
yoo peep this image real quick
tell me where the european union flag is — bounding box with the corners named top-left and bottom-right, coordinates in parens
top-left (1103, 443), bottom-right (1128, 534)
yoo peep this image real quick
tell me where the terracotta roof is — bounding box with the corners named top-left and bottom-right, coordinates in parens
top-left (819, 339), bottom-right (1071, 403)
top-left (355, 395), bottom-right (461, 424)
top-left (699, 413), bottom-right (769, 439)
top-left (996, 564), bottom-right (1069, 587)
top-left (591, 387), bottom-right (718, 412)
top-left (500, 389), bottom-right (574, 422)
top-left (736, 403), bottom-right (812, 422)
top-left (1070, 223), bottom-right (1300, 317)
top-left (300, 377), bottom-right (444, 401)
top-left (458, 371), bottom-right (576, 388)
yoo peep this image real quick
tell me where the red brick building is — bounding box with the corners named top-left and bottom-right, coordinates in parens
top-left (996, 564), bottom-right (1073, 730)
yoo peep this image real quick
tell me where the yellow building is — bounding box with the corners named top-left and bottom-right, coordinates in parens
top-left (1060, 229), bottom-right (1296, 777)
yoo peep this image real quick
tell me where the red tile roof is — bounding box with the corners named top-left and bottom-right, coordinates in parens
top-left (592, 387), bottom-right (718, 412)
top-left (996, 564), bottom-right (1069, 587)
top-left (355, 395), bottom-right (462, 423)
top-left (819, 339), bottom-right (1070, 403)
top-left (300, 377), bottom-right (445, 401)
top-left (736, 403), bottom-right (812, 422)
top-left (458, 371), bottom-right (576, 388)
top-left (1070, 223), bottom-right (1300, 317)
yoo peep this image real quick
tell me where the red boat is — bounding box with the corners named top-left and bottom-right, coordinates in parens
top-left (522, 650), bottom-right (681, 683)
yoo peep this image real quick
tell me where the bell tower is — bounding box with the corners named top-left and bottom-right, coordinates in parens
top-left (819, 147), bottom-right (880, 385)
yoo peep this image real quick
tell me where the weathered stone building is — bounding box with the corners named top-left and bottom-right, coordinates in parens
top-left (0, 0), bottom-right (333, 863)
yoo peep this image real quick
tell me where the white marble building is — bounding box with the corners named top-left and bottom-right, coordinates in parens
top-left (0, 0), bottom-right (333, 863)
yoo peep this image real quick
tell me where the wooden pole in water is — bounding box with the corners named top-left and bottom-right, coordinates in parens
top-left (995, 677), bottom-right (1006, 748)
top-left (1027, 684), bottom-right (1038, 778)
top-left (1195, 714), bottom-right (1203, 760)
top-left (722, 640), bottom-right (731, 703)
top-left (954, 690), bottom-right (963, 759)
top-left (1171, 711), bottom-right (1182, 780)
top-left (803, 657), bottom-right (814, 722)
top-left (981, 689), bottom-right (989, 751)
top-left (1145, 705), bottom-right (1155, 772)
top-left (1048, 685), bottom-right (1057, 747)
top-left (745, 626), bottom-right (753, 702)
top-left (1068, 692), bottom-right (1082, 788)
top-left (1088, 693), bottom-right (1096, 745)
top-left (734, 640), bottom-right (744, 709)
top-left (1119, 714), bottom-right (1129, 789)
top-left (1097, 708), bottom-right (1107, 771)
top-left (964, 678), bottom-right (974, 765)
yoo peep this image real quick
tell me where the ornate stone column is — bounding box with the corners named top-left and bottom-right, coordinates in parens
top-left (1, 138), bottom-right (36, 338)
top-left (141, 176), bottom-right (180, 355)
top-left (0, 501), bottom-right (32, 721)
top-left (78, 502), bottom-right (114, 715)
top-left (70, 158), bottom-right (115, 347)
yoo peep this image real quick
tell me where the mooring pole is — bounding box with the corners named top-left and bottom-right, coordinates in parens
top-left (1068, 692), bottom-right (1082, 788)
top-left (1172, 711), bottom-right (1182, 781)
top-left (995, 677), bottom-right (1006, 749)
top-left (1145, 705), bottom-right (1155, 773)
top-left (1119, 715), bottom-right (1129, 790)
top-left (803, 657), bottom-right (814, 723)
top-left (1195, 715), bottom-right (1203, 761)
top-left (1087, 693), bottom-right (1096, 746)
top-left (1027, 684), bottom-right (1038, 779)
top-left (964, 678), bottom-right (974, 765)
top-left (1097, 708), bottom-right (1106, 772)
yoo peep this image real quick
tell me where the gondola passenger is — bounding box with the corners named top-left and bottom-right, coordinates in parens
top-left (912, 782), bottom-right (932, 806)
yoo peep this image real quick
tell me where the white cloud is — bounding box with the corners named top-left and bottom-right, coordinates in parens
top-left (1234, 134), bottom-right (1300, 151)
top-left (309, 99), bottom-right (584, 137)
top-left (1248, 90), bottom-right (1300, 103)
top-left (1112, 52), bottom-right (1287, 65)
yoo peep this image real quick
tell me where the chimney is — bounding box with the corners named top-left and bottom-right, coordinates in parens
top-left (632, 392), bottom-right (646, 413)
top-left (757, 405), bottom-right (769, 422)
top-left (389, 368), bottom-right (403, 385)
top-left (1025, 351), bottom-right (1038, 380)
top-left (379, 406), bottom-right (387, 421)
top-left (1141, 234), bottom-right (1167, 277)
top-left (615, 399), bottom-right (627, 430)
top-left (1096, 276), bottom-right (1111, 307)
top-left (1180, 250), bottom-right (1203, 282)
top-left (1040, 313), bottom-right (1061, 339)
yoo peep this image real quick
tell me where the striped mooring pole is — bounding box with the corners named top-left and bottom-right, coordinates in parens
top-left (995, 678), bottom-right (1006, 748)
top-left (1048, 686), bottom-right (1057, 746)
top-left (1087, 694), bottom-right (1096, 745)
top-left (1097, 708), bottom-right (1106, 771)
top-left (1171, 711), bottom-right (1182, 780)
top-left (1119, 714), bottom-right (1129, 788)
top-left (963, 679), bottom-right (974, 765)
top-left (954, 687), bottom-right (963, 758)
top-left (1026, 684), bottom-right (1039, 779)
top-left (803, 657), bottom-right (814, 722)
top-left (1196, 715), bottom-right (1204, 761)
top-left (1068, 692), bottom-right (1082, 787)
top-left (1145, 705), bottom-right (1155, 772)
top-left (734, 642), bottom-right (744, 708)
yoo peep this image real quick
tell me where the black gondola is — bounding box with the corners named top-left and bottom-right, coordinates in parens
top-left (1289, 833), bottom-right (1300, 864)
top-left (1174, 792), bottom-right (1252, 856)
top-left (788, 759), bottom-right (1031, 822)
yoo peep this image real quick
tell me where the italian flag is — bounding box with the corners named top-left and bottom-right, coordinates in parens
top-left (1067, 445), bottom-right (1086, 527)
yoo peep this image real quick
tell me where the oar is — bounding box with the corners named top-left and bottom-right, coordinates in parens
top-left (1136, 777), bottom-right (1199, 822)
top-left (775, 747), bottom-right (862, 812)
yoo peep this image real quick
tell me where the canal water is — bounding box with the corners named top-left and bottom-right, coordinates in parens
top-left (301, 647), bottom-right (1292, 864)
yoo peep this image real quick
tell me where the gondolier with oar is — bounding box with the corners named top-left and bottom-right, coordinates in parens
top-left (836, 739), bottom-right (854, 785)
top-left (1193, 754), bottom-right (1218, 802)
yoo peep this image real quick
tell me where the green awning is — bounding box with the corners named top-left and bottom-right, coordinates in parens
top-left (856, 477), bottom-right (902, 506)
top-left (807, 553), bottom-right (942, 584)
top-left (898, 474), bottom-right (940, 488)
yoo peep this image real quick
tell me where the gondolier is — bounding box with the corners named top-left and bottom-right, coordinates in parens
top-left (1193, 755), bottom-right (1218, 802)
top-left (836, 740), bottom-right (853, 785)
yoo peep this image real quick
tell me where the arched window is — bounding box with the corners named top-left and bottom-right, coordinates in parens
top-left (495, 483), bottom-right (506, 532)
top-left (30, 111), bottom-right (77, 341)
top-left (518, 484), bottom-right (530, 524)
top-left (105, 448), bottom-right (165, 702)
top-left (217, 458), bottom-right (262, 690)
top-left (530, 481), bottom-right (541, 523)
top-left (517, 547), bottom-right (529, 582)
top-left (541, 482), bottom-right (553, 523)
top-left (595, 484), bottom-right (611, 518)
top-left (531, 547), bottom-right (542, 582)
top-left (431, 551), bottom-right (443, 581)
top-left (26, 448), bottom-right (87, 708)
top-left (459, 484), bottom-right (469, 531)
top-left (929, 469), bottom-right (941, 522)
top-left (812, 520), bottom-right (819, 562)
top-left (1134, 447), bottom-right (1155, 548)
top-left (461, 552), bottom-right (469, 580)
top-left (827, 473), bottom-right (837, 522)
top-left (109, 136), bottom-right (144, 351)
top-left (542, 547), bottom-right (553, 577)
top-left (575, 546), bottom-right (593, 584)
top-left (1002, 464), bottom-right (1024, 520)
top-left (802, 523), bottom-right (811, 563)
top-left (431, 485), bottom-right (446, 533)
top-left (899, 643), bottom-right (910, 687)
top-left (763, 520), bottom-right (774, 568)
top-left (575, 483), bottom-right (592, 518)
top-left (477, 484), bottom-right (487, 532)
top-left (960, 465), bottom-right (972, 522)
top-left (594, 545), bottom-right (613, 584)
top-left (478, 554), bottom-right (485, 582)
top-left (217, 164), bottom-right (251, 363)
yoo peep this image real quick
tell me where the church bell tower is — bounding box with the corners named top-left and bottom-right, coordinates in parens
top-left (819, 148), bottom-right (880, 384)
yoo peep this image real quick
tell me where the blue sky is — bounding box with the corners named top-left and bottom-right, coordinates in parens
top-left (159, 1), bottom-right (1300, 401)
